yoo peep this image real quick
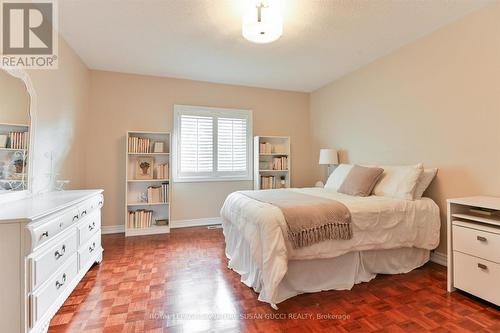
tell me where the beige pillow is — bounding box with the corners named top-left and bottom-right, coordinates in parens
top-left (338, 165), bottom-right (384, 197)
top-left (414, 168), bottom-right (438, 199)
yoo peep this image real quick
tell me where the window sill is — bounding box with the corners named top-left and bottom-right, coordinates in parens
top-left (173, 176), bottom-right (252, 183)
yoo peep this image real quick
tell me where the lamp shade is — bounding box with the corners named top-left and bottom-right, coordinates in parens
top-left (242, 0), bottom-right (283, 44)
top-left (319, 149), bottom-right (339, 165)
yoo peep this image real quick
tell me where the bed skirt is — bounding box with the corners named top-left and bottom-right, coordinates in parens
top-left (223, 218), bottom-right (430, 305)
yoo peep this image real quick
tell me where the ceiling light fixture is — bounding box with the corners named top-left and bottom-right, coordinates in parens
top-left (242, 0), bottom-right (283, 44)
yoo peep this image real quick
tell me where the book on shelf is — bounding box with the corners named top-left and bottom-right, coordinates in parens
top-left (153, 142), bottom-right (164, 153)
top-left (261, 175), bottom-right (276, 189)
top-left (259, 142), bottom-right (287, 155)
top-left (155, 219), bottom-right (169, 226)
top-left (128, 136), bottom-right (164, 153)
top-left (155, 163), bottom-right (169, 179)
top-left (6, 131), bottom-right (28, 150)
top-left (147, 183), bottom-right (169, 203)
top-left (0, 134), bottom-right (7, 148)
top-left (259, 142), bottom-right (273, 154)
top-left (127, 209), bottom-right (153, 229)
top-left (272, 157), bottom-right (288, 170)
top-left (469, 207), bottom-right (500, 216)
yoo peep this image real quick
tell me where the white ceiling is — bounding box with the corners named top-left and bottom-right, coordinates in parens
top-left (59, 0), bottom-right (493, 92)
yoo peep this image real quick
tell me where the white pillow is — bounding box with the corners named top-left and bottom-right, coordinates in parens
top-left (373, 164), bottom-right (424, 200)
top-left (324, 164), bottom-right (353, 191)
top-left (414, 168), bottom-right (438, 199)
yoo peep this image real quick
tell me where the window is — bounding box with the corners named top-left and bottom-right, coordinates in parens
top-left (173, 105), bottom-right (252, 182)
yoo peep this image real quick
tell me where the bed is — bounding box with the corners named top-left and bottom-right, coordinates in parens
top-left (220, 184), bottom-right (440, 307)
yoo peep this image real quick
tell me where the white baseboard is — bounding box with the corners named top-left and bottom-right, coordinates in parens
top-left (430, 251), bottom-right (447, 266)
top-left (101, 225), bottom-right (125, 234)
top-left (170, 217), bottom-right (222, 229)
top-left (101, 217), bottom-right (221, 235)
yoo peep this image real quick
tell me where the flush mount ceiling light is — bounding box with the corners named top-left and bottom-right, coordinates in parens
top-left (242, 0), bottom-right (284, 44)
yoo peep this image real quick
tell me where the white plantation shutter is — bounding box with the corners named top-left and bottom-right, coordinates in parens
top-left (173, 106), bottom-right (252, 182)
top-left (217, 117), bottom-right (247, 172)
top-left (180, 115), bottom-right (213, 173)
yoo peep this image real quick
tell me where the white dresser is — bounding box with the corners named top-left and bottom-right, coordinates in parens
top-left (447, 196), bottom-right (500, 306)
top-left (0, 190), bottom-right (104, 333)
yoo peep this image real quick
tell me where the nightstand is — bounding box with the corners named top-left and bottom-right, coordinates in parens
top-left (447, 196), bottom-right (500, 305)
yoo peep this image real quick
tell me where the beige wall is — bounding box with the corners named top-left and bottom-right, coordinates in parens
top-left (310, 3), bottom-right (500, 255)
top-left (0, 71), bottom-right (30, 125)
top-left (27, 37), bottom-right (90, 192)
top-left (87, 71), bottom-right (313, 226)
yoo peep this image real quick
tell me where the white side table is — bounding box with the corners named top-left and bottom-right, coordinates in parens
top-left (447, 196), bottom-right (500, 305)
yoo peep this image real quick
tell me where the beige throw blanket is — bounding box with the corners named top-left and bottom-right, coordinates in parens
top-left (240, 189), bottom-right (352, 249)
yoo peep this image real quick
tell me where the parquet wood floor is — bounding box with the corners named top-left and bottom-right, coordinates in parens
top-left (48, 227), bottom-right (499, 333)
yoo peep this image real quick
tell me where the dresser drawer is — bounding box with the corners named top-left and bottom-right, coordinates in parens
top-left (78, 194), bottom-right (104, 219)
top-left (453, 251), bottom-right (500, 305)
top-left (31, 229), bottom-right (78, 291)
top-left (79, 232), bottom-right (101, 271)
top-left (77, 209), bottom-right (101, 246)
top-left (31, 253), bottom-right (78, 324)
top-left (32, 208), bottom-right (79, 249)
top-left (452, 224), bottom-right (500, 263)
top-left (90, 194), bottom-right (104, 211)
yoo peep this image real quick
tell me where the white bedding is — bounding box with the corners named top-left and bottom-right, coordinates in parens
top-left (220, 187), bottom-right (440, 304)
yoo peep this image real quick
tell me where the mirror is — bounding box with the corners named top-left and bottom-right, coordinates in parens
top-left (0, 69), bottom-right (32, 195)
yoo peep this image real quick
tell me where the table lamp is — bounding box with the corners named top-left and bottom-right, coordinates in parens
top-left (319, 149), bottom-right (339, 181)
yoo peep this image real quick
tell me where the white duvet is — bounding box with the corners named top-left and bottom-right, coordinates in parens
top-left (220, 187), bottom-right (440, 303)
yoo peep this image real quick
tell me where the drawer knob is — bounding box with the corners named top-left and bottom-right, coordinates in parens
top-left (99, 200), bottom-right (103, 206)
top-left (55, 273), bottom-right (67, 289)
top-left (40, 231), bottom-right (49, 240)
top-left (89, 242), bottom-right (96, 253)
top-left (88, 221), bottom-right (96, 231)
top-left (72, 214), bottom-right (79, 222)
top-left (476, 235), bottom-right (487, 242)
top-left (477, 263), bottom-right (488, 270)
top-left (54, 245), bottom-right (66, 260)
top-left (81, 210), bottom-right (87, 218)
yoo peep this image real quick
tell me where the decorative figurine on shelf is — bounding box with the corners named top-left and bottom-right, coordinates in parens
top-left (14, 158), bottom-right (25, 173)
top-left (138, 191), bottom-right (148, 203)
top-left (280, 175), bottom-right (286, 188)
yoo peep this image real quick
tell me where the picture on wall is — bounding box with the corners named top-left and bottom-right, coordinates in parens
top-left (135, 157), bottom-right (154, 180)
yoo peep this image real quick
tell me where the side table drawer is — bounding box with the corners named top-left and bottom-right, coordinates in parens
top-left (452, 223), bottom-right (500, 263)
top-left (453, 251), bottom-right (500, 305)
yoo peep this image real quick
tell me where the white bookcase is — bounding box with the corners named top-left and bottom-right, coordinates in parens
top-left (0, 123), bottom-right (29, 191)
top-left (125, 131), bottom-right (171, 237)
top-left (254, 136), bottom-right (291, 190)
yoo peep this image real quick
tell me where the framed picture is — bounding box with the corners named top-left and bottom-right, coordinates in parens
top-left (135, 157), bottom-right (154, 180)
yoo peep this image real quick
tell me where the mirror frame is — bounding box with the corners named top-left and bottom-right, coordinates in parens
top-left (0, 67), bottom-right (37, 203)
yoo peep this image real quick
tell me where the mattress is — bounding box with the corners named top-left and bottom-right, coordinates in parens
top-left (220, 187), bottom-right (441, 304)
